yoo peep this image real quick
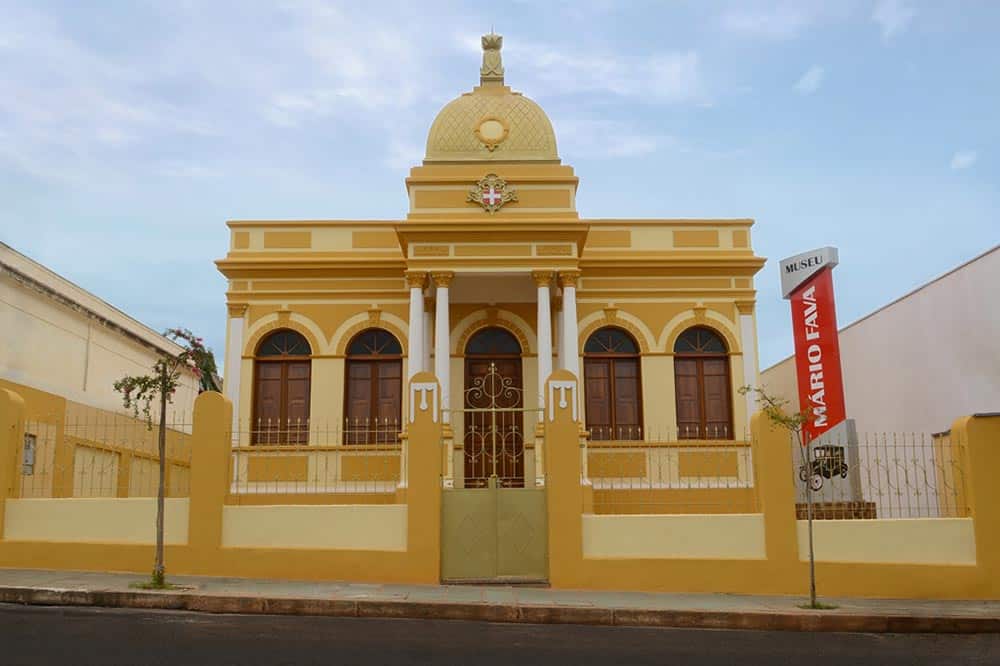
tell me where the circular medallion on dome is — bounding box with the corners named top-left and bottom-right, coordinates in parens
top-left (474, 116), bottom-right (509, 152)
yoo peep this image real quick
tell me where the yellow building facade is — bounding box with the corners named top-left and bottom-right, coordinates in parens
top-left (217, 34), bottom-right (766, 489)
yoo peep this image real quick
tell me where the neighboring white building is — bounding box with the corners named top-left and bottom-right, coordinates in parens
top-left (0, 241), bottom-right (199, 420)
top-left (762, 245), bottom-right (1000, 436)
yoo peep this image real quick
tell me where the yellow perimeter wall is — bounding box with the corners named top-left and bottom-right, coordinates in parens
top-left (544, 371), bottom-right (1000, 600)
top-left (4, 498), bottom-right (189, 545)
top-left (1, 384), bottom-right (999, 599)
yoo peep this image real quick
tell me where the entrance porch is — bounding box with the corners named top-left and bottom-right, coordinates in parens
top-left (404, 270), bottom-right (580, 489)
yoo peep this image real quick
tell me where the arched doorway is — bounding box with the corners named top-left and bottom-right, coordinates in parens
top-left (463, 326), bottom-right (524, 488)
top-left (673, 326), bottom-right (734, 439)
top-left (583, 327), bottom-right (643, 440)
top-left (344, 328), bottom-right (403, 444)
top-left (252, 329), bottom-right (312, 444)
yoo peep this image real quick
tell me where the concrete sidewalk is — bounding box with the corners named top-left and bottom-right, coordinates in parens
top-left (1, 568), bottom-right (997, 633)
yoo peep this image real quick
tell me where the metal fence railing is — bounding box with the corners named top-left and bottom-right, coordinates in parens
top-left (585, 430), bottom-right (757, 515)
top-left (19, 411), bottom-right (193, 499)
top-left (239, 418), bottom-right (402, 447)
top-left (229, 419), bottom-right (405, 502)
top-left (587, 425), bottom-right (738, 442)
top-left (790, 430), bottom-right (968, 519)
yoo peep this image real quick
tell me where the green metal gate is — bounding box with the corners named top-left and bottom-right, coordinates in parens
top-left (441, 363), bottom-right (548, 583)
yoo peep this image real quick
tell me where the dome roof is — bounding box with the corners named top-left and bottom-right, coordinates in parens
top-left (424, 33), bottom-right (559, 163)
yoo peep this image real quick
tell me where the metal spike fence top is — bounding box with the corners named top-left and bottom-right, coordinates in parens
top-left (228, 418), bottom-right (405, 501)
top-left (584, 426), bottom-right (755, 514)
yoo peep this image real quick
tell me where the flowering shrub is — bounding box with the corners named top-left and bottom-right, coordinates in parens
top-left (114, 328), bottom-right (215, 425)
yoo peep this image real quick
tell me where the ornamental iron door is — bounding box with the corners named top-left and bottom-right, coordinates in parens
top-left (441, 362), bottom-right (548, 583)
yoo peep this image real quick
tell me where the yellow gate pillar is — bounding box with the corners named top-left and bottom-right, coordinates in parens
top-left (749, 412), bottom-right (801, 574)
top-left (0, 388), bottom-right (26, 541)
top-left (952, 414), bottom-right (1000, 597)
top-left (187, 391), bottom-right (232, 562)
top-left (543, 369), bottom-right (584, 587)
top-left (405, 372), bottom-right (443, 582)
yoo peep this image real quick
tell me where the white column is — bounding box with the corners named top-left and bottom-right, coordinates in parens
top-left (224, 305), bottom-right (246, 442)
top-left (553, 295), bottom-right (563, 370)
top-left (406, 272), bottom-right (426, 380)
top-left (559, 271), bottom-right (580, 379)
top-left (423, 304), bottom-right (433, 374)
top-left (532, 271), bottom-right (554, 422)
top-left (432, 272), bottom-right (453, 424)
top-left (737, 301), bottom-right (759, 437)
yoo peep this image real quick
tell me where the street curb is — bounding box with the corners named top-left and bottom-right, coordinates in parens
top-left (0, 586), bottom-right (997, 634)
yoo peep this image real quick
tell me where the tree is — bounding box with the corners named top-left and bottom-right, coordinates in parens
top-left (739, 385), bottom-right (829, 609)
top-left (114, 328), bottom-right (215, 587)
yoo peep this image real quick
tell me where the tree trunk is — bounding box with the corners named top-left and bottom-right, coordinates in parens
top-left (154, 389), bottom-right (167, 586)
top-left (804, 437), bottom-right (817, 607)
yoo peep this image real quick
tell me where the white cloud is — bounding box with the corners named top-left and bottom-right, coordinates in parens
top-left (873, 0), bottom-right (915, 42)
top-left (950, 150), bottom-right (977, 170)
top-left (510, 44), bottom-right (705, 104)
top-left (721, 7), bottom-right (815, 40)
top-left (795, 66), bottom-right (825, 95)
top-left (554, 117), bottom-right (673, 159)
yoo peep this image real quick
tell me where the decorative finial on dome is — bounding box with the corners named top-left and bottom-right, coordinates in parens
top-left (480, 31), bottom-right (504, 86)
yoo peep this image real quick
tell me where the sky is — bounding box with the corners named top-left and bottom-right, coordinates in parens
top-left (1, 0), bottom-right (997, 371)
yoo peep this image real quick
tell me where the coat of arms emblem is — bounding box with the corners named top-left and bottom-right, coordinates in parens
top-left (467, 174), bottom-right (517, 214)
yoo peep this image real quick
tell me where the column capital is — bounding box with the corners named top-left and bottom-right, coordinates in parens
top-left (227, 303), bottom-right (248, 317)
top-left (558, 270), bottom-right (581, 289)
top-left (531, 270), bottom-right (555, 287)
top-left (431, 271), bottom-right (455, 288)
top-left (405, 271), bottom-right (428, 289)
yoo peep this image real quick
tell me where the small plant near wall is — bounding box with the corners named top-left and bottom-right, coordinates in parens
top-left (114, 327), bottom-right (216, 589)
top-left (739, 385), bottom-right (835, 610)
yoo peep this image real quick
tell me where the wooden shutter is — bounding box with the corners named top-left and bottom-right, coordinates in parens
top-left (374, 360), bottom-right (402, 443)
top-left (612, 359), bottom-right (642, 440)
top-left (285, 362), bottom-right (311, 444)
top-left (253, 363), bottom-right (282, 444)
top-left (584, 359), bottom-right (612, 440)
top-left (674, 358), bottom-right (702, 439)
top-left (345, 361), bottom-right (373, 444)
top-left (701, 358), bottom-right (732, 439)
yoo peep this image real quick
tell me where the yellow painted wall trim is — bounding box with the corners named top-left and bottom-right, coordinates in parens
top-left (677, 450), bottom-right (739, 477)
top-left (796, 519), bottom-right (977, 565)
top-left (221, 505), bottom-right (407, 551)
top-left (352, 231), bottom-right (399, 249)
top-left (673, 230), bottom-right (720, 248)
top-left (247, 456), bottom-right (309, 483)
top-left (263, 231), bottom-right (312, 249)
top-left (3, 498), bottom-right (189, 545)
top-left (454, 244), bottom-right (532, 257)
top-left (583, 514), bottom-right (766, 559)
top-left (586, 230), bottom-right (632, 248)
top-left (243, 312), bottom-right (328, 357)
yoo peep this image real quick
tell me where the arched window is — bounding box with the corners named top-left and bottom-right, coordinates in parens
top-left (465, 326), bottom-right (521, 355)
top-left (673, 327), bottom-right (733, 439)
top-left (344, 328), bottom-right (403, 444)
top-left (253, 330), bottom-right (311, 444)
top-left (584, 327), bottom-right (642, 441)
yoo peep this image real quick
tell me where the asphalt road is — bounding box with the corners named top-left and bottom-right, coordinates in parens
top-left (1, 604), bottom-right (998, 665)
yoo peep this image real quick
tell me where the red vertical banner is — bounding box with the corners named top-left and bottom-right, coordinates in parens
top-left (789, 267), bottom-right (847, 442)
